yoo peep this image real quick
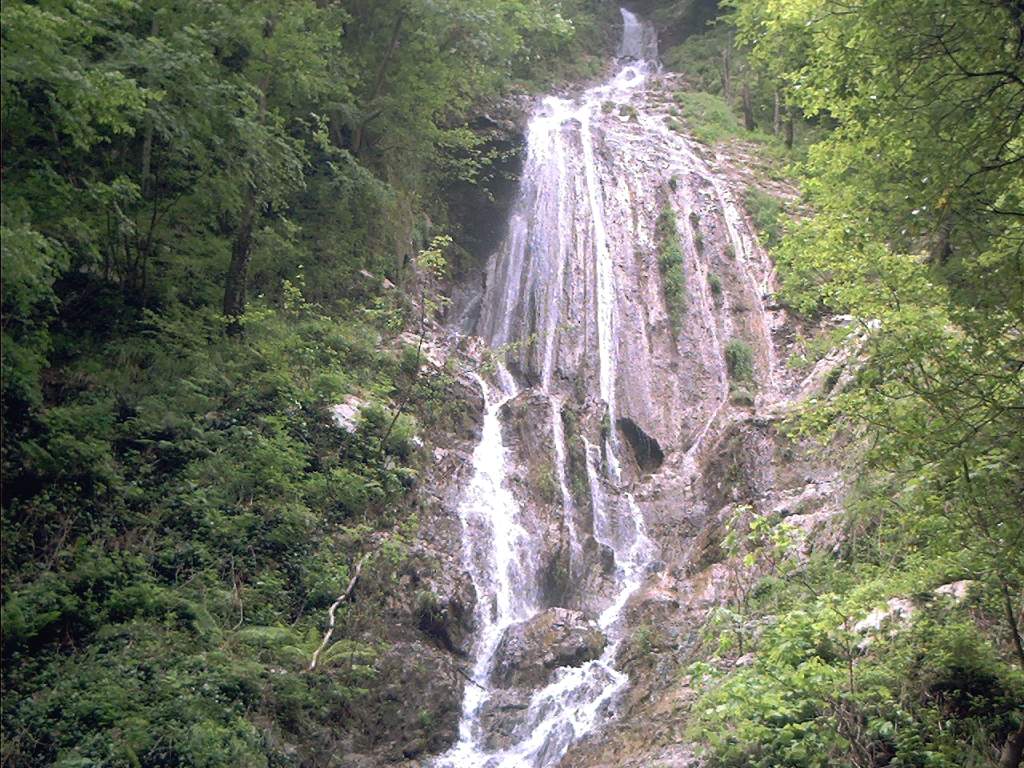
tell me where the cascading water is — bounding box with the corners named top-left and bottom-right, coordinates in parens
top-left (438, 1), bottom-right (791, 761)
top-left (436, 10), bottom-right (663, 767)
top-left (445, 367), bottom-right (539, 764)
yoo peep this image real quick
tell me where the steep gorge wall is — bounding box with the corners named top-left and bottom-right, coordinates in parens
top-left (373, 11), bottom-right (846, 768)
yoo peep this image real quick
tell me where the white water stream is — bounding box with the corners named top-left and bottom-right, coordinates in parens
top-left (432, 5), bottom-right (791, 763)
top-left (436, 11), bottom-right (662, 767)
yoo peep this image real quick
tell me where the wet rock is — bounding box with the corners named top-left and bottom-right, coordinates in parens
top-left (478, 688), bottom-right (534, 750)
top-left (491, 608), bottom-right (607, 688)
top-left (414, 569), bottom-right (477, 656)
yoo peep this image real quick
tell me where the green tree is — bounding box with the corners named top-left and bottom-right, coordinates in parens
top-left (691, 1), bottom-right (1024, 764)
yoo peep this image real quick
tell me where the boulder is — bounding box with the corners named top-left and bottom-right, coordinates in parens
top-left (414, 569), bottom-right (477, 656)
top-left (477, 688), bottom-right (534, 751)
top-left (331, 395), bottom-right (367, 432)
top-left (490, 608), bottom-right (607, 689)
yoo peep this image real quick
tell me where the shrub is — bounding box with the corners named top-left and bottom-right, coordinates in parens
top-left (656, 206), bottom-right (687, 328)
top-left (632, 623), bottom-right (659, 656)
top-left (657, 206), bottom-right (678, 240)
top-left (672, 91), bottom-right (741, 145)
top-left (689, 586), bottom-right (1024, 768)
top-left (725, 339), bottom-right (755, 383)
top-left (708, 273), bottom-right (723, 299)
top-left (744, 187), bottom-right (784, 247)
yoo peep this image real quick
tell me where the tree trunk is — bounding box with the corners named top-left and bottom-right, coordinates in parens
top-left (930, 210), bottom-right (954, 264)
top-left (773, 90), bottom-right (781, 135)
top-left (222, 68), bottom-right (270, 331)
top-left (1000, 720), bottom-right (1024, 768)
top-left (741, 82), bottom-right (755, 131)
top-left (353, 10), bottom-right (406, 155)
top-left (223, 189), bottom-right (257, 330)
top-left (784, 106), bottom-right (795, 149)
top-left (140, 121), bottom-right (155, 199)
top-left (997, 582), bottom-right (1024, 767)
top-left (721, 46), bottom-right (732, 101)
top-left (140, 15), bottom-right (159, 198)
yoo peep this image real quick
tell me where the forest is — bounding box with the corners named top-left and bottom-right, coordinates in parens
top-left (1, 1), bottom-right (1021, 767)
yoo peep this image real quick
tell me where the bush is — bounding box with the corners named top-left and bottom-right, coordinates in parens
top-left (656, 207), bottom-right (687, 328)
top-left (0, 299), bottom-right (428, 766)
top-left (744, 187), bottom-right (784, 247)
top-left (632, 623), bottom-right (659, 656)
top-left (689, 585), bottom-right (1024, 768)
top-left (708, 273), bottom-right (723, 302)
top-left (725, 339), bottom-right (755, 383)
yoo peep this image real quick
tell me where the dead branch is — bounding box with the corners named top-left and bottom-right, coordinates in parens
top-left (308, 552), bottom-right (371, 672)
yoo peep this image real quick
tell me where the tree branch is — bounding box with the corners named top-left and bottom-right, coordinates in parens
top-left (308, 552), bottom-right (371, 671)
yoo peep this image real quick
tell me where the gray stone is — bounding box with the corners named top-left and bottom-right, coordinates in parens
top-left (331, 395), bottom-right (367, 432)
top-left (490, 608), bottom-right (607, 689)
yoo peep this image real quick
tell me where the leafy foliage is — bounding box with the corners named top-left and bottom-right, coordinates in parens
top-left (743, 186), bottom-right (784, 247)
top-left (0, 0), bottom-right (612, 763)
top-left (724, 338), bottom-right (755, 384)
top-left (671, 91), bottom-right (742, 145)
top-left (688, 0), bottom-right (1024, 765)
top-left (656, 205), bottom-right (687, 327)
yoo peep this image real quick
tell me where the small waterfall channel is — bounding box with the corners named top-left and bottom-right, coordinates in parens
top-left (436, 11), bottom-right (664, 767)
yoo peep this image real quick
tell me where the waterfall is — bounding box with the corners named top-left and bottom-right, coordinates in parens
top-left (436, 10), bottom-right (671, 767)
top-left (618, 7), bottom-right (659, 60)
top-left (447, 368), bottom-right (539, 760)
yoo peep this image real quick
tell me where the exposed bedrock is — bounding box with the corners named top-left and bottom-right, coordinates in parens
top-left (446, 102), bottom-right (531, 334)
top-left (475, 608), bottom-right (610, 753)
top-left (412, 563), bottom-right (477, 657)
top-left (559, 412), bottom-right (845, 768)
top-left (342, 345), bottom-right (489, 765)
top-left (466, 71), bottom-right (792, 474)
top-left (637, 409), bottom-right (843, 573)
top-left (490, 607), bottom-right (608, 689)
top-left (499, 390), bottom-right (619, 609)
top-left (616, 416), bottom-right (664, 473)
top-left (477, 688), bottom-right (535, 751)
top-left (429, 14), bottom-right (844, 762)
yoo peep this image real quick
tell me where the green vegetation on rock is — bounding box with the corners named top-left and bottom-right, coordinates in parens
top-left (743, 186), bottom-right (784, 248)
top-left (724, 339), bottom-right (755, 384)
top-left (671, 91), bottom-right (742, 145)
top-left (656, 206), bottom-right (687, 329)
top-left (708, 273), bottom-right (723, 300)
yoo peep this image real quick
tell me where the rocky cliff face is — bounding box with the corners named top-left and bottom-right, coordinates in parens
top-left (356, 10), bottom-right (845, 768)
